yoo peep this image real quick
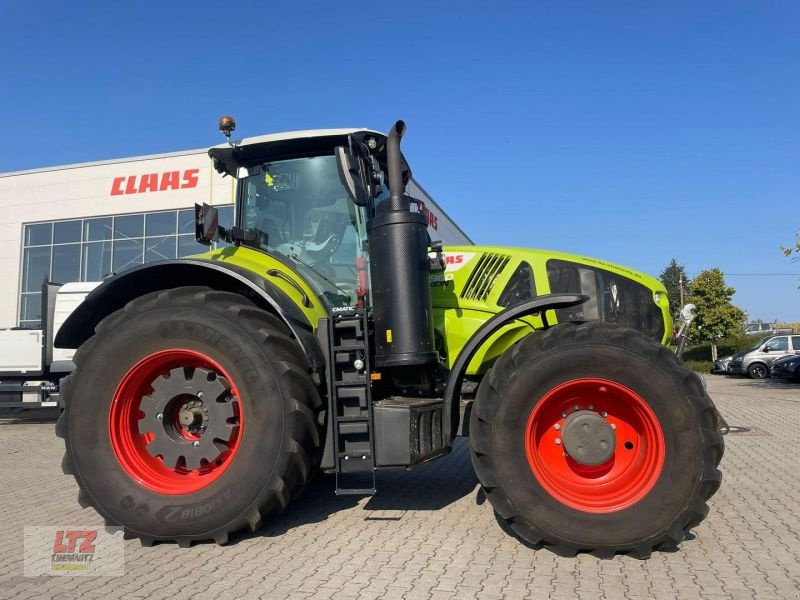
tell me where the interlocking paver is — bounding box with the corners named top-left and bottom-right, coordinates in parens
top-left (0, 375), bottom-right (799, 599)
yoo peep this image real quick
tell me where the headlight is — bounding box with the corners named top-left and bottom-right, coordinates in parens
top-left (654, 292), bottom-right (662, 304)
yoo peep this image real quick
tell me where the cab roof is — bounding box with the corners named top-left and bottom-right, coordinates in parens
top-left (208, 128), bottom-right (385, 177)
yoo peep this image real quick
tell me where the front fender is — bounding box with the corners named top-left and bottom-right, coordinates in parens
top-left (442, 293), bottom-right (589, 444)
top-left (54, 259), bottom-right (325, 373)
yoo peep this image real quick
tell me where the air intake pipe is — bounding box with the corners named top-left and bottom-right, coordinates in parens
top-left (368, 120), bottom-right (438, 368)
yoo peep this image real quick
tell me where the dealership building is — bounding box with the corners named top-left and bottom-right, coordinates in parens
top-left (0, 138), bottom-right (469, 330)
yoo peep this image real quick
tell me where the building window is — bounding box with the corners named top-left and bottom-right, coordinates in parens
top-left (19, 206), bottom-right (233, 328)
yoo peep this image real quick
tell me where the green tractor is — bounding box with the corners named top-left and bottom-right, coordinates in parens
top-left (55, 119), bottom-right (722, 556)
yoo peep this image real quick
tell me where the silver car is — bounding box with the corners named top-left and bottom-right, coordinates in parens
top-left (711, 355), bottom-right (733, 374)
top-left (728, 335), bottom-right (800, 379)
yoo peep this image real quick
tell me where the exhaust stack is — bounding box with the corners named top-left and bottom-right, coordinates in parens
top-left (368, 121), bottom-right (438, 368)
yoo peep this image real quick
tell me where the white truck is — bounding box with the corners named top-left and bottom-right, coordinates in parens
top-left (0, 281), bottom-right (98, 409)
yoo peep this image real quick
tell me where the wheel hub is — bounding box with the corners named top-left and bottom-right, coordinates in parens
top-left (178, 400), bottom-right (208, 434)
top-left (561, 409), bottom-right (616, 466)
top-left (137, 367), bottom-right (236, 471)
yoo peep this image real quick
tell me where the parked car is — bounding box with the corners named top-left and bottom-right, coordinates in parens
top-left (744, 323), bottom-right (774, 336)
top-left (771, 354), bottom-right (800, 382)
top-left (744, 322), bottom-right (793, 336)
top-left (728, 334), bottom-right (800, 379)
top-left (711, 355), bottom-right (733, 374)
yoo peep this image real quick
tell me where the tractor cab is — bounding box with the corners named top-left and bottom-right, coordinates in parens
top-left (202, 126), bottom-right (404, 310)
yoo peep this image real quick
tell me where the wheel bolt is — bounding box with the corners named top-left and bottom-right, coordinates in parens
top-left (555, 438), bottom-right (562, 445)
top-left (197, 392), bottom-right (204, 399)
top-left (601, 411), bottom-right (608, 418)
top-left (156, 413), bottom-right (163, 421)
top-left (588, 404), bottom-right (594, 410)
top-left (561, 412), bottom-right (567, 418)
top-left (192, 441), bottom-right (200, 447)
top-left (611, 424), bottom-right (616, 430)
top-left (554, 424), bottom-right (561, 431)
top-left (573, 405), bottom-right (579, 411)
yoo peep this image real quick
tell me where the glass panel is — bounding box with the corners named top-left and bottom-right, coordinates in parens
top-left (146, 211), bottom-right (177, 237)
top-left (113, 239), bottom-right (144, 272)
top-left (20, 293), bottom-right (42, 322)
top-left (792, 336), bottom-right (800, 351)
top-left (23, 246), bottom-right (52, 292)
top-left (178, 235), bottom-right (202, 258)
top-left (178, 209), bottom-right (195, 235)
top-left (765, 337), bottom-right (788, 352)
top-left (84, 217), bottom-right (113, 242)
top-left (114, 214), bottom-right (144, 239)
top-left (145, 236), bottom-right (177, 263)
top-left (240, 156), bottom-right (363, 305)
top-left (19, 320), bottom-right (41, 330)
top-left (82, 242), bottom-right (112, 281)
top-left (51, 244), bottom-right (81, 284)
top-left (53, 220), bottom-right (82, 244)
top-left (25, 223), bottom-right (53, 246)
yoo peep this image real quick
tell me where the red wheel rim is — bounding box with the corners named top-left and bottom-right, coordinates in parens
top-left (109, 349), bottom-right (243, 495)
top-left (525, 378), bottom-right (665, 513)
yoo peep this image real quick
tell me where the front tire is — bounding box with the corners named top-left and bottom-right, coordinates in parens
top-left (56, 287), bottom-right (322, 546)
top-left (469, 322), bottom-right (723, 557)
top-left (747, 362), bottom-right (769, 379)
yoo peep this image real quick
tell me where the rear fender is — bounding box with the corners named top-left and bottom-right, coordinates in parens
top-left (53, 259), bottom-right (325, 373)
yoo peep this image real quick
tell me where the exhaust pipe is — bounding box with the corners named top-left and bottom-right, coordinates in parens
top-left (368, 120), bottom-right (438, 369)
top-left (386, 120), bottom-right (408, 210)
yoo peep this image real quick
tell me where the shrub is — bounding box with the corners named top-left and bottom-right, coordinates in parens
top-left (682, 335), bottom-right (759, 362)
top-left (682, 359), bottom-right (713, 374)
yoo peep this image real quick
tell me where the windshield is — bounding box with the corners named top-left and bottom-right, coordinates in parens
top-left (241, 155), bottom-right (367, 306)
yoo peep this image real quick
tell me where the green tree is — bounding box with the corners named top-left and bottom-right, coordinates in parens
top-left (686, 268), bottom-right (746, 361)
top-left (659, 258), bottom-right (689, 316)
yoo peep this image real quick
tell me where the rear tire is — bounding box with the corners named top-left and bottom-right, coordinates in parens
top-left (56, 287), bottom-right (322, 546)
top-left (469, 322), bottom-right (723, 557)
top-left (747, 362), bottom-right (769, 379)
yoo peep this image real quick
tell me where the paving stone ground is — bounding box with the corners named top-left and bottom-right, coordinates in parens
top-left (0, 375), bottom-right (798, 599)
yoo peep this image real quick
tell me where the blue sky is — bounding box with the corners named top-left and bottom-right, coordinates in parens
top-left (2, 1), bottom-right (799, 319)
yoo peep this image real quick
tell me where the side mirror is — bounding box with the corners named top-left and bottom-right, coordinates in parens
top-left (335, 146), bottom-right (369, 206)
top-left (194, 203), bottom-right (219, 246)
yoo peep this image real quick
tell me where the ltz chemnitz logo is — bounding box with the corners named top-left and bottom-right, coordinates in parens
top-left (51, 529), bottom-right (97, 571)
top-left (24, 526), bottom-right (124, 577)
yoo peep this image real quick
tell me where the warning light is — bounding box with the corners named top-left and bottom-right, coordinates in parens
top-left (218, 116), bottom-right (236, 145)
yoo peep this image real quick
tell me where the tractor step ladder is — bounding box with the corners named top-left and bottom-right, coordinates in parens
top-left (328, 309), bottom-right (376, 496)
